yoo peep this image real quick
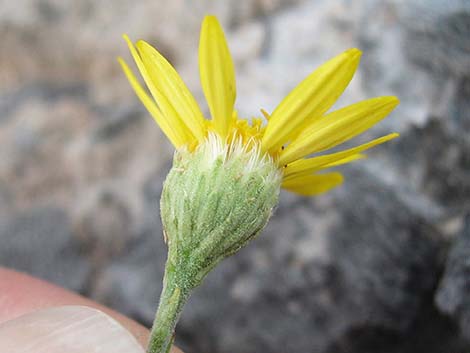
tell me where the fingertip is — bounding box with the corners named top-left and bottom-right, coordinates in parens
top-left (0, 305), bottom-right (144, 353)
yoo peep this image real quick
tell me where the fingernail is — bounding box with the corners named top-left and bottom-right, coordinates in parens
top-left (0, 305), bottom-right (144, 353)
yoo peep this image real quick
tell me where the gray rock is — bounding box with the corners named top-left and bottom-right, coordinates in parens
top-left (92, 105), bottom-right (144, 142)
top-left (326, 169), bottom-right (454, 353)
top-left (100, 226), bottom-right (167, 323)
top-left (0, 82), bottom-right (87, 124)
top-left (386, 119), bottom-right (470, 212)
top-left (401, 0), bottom-right (470, 136)
top-left (93, 166), bottom-right (170, 321)
top-left (402, 0), bottom-right (470, 78)
top-left (0, 207), bottom-right (90, 292)
top-left (453, 77), bottom-right (470, 136)
top-left (436, 215), bottom-right (470, 341)
top-left (72, 188), bottom-right (133, 266)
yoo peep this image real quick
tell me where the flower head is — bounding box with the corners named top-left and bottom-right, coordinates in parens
top-left (119, 17), bottom-right (400, 352)
top-left (119, 15), bottom-right (398, 197)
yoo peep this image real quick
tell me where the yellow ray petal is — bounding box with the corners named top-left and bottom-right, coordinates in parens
top-left (123, 35), bottom-right (193, 147)
top-left (282, 173), bottom-right (344, 196)
top-left (279, 96), bottom-right (399, 165)
top-left (136, 40), bottom-right (206, 142)
top-left (262, 48), bottom-right (362, 153)
top-left (199, 15), bottom-right (236, 139)
top-left (323, 153), bottom-right (366, 168)
top-left (283, 133), bottom-right (398, 179)
top-left (118, 57), bottom-right (184, 147)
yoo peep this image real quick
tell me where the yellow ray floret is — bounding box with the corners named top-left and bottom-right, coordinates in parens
top-left (118, 58), bottom-right (184, 147)
top-left (121, 35), bottom-right (194, 147)
top-left (261, 48), bottom-right (361, 153)
top-left (279, 96), bottom-right (399, 165)
top-left (136, 40), bottom-right (206, 143)
top-left (283, 133), bottom-right (399, 181)
top-left (120, 15), bottom-right (399, 196)
top-left (199, 15), bottom-right (236, 139)
top-left (282, 173), bottom-right (344, 196)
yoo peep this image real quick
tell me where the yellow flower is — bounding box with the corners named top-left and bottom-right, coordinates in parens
top-left (118, 15), bottom-right (398, 196)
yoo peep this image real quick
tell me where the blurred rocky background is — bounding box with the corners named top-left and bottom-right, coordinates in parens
top-left (1, 0), bottom-right (469, 352)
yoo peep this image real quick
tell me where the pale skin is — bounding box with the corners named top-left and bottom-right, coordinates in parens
top-left (0, 267), bottom-right (183, 353)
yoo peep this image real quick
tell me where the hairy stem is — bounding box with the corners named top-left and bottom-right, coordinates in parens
top-left (147, 260), bottom-right (189, 353)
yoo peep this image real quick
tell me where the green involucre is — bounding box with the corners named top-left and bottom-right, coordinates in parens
top-left (161, 137), bottom-right (282, 292)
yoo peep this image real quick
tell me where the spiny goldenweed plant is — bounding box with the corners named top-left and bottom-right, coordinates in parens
top-left (119, 15), bottom-right (399, 353)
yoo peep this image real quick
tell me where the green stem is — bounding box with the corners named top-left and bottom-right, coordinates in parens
top-left (147, 261), bottom-right (189, 353)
